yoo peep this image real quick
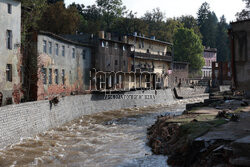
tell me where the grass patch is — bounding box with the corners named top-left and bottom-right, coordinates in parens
top-left (233, 107), bottom-right (244, 113)
top-left (180, 119), bottom-right (228, 141)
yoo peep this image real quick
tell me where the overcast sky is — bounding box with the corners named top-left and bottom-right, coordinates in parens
top-left (65, 0), bottom-right (245, 22)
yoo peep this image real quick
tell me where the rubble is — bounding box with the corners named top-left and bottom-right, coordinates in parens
top-left (147, 91), bottom-right (250, 166)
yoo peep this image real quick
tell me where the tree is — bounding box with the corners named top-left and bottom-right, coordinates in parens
top-left (47, 0), bottom-right (64, 4)
top-left (216, 15), bottom-right (230, 62)
top-left (197, 2), bottom-right (218, 48)
top-left (21, 0), bottom-right (47, 44)
top-left (177, 15), bottom-right (202, 39)
top-left (236, 0), bottom-right (250, 20)
top-left (174, 28), bottom-right (204, 72)
top-left (143, 8), bottom-right (165, 23)
top-left (39, 1), bottom-right (81, 34)
top-left (96, 0), bottom-right (126, 31)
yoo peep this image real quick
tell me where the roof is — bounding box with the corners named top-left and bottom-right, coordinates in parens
top-left (204, 48), bottom-right (217, 53)
top-left (127, 34), bottom-right (173, 46)
top-left (173, 61), bottom-right (189, 65)
top-left (99, 38), bottom-right (133, 46)
top-left (39, 31), bottom-right (94, 48)
top-left (230, 19), bottom-right (250, 25)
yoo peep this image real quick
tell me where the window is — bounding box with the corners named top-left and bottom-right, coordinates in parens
top-left (123, 61), bottom-right (126, 66)
top-left (49, 68), bottom-right (52, 84)
top-left (69, 70), bottom-right (72, 84)
top-left (105, 42), bottom-right (109, 48)
top-left (49, 42), bottom-right (52, 54)
top-left (72, 48), bottom-right (75, 58)
top-left (55, 69), bottom-right (58, 84)
top-left (82, 50), bottom-right (86, 59)
top-left (55, 44), bottom-right (59, 56)
top-left (101, 41), bottom-right (105, 47)
top-left (20, 66), bottom-right (24, 85)
top-left (43, 40), bottom-right (47, 53)
top-left (123, 45), bottom-right (126, 51)
top-left (6, 64), bottom-right (12, 82)
top-left (6, 30), bottom-right (12, 50)
top-left (114, 43), bottom-right (118, 49)
top-left (7, 4), bottom-right (12, 14)
top-left (62, 69), bottom-right (65, 85)
top-left (115, 60), bottom-right (118, 65)
top-left (147, 49), bottom-right (150, 53)
top-left (42, 68), bottom-right (47, 84)
top-left (62, 45), bottom-right (65, 57)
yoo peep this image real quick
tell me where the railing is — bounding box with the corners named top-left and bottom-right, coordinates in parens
top-left (131, 65), bottom-right (154, 72)
top-left (132, 52), bottom-right (172, 62)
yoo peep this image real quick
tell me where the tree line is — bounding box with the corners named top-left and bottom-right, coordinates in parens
top-left (21, 0), bottom-right (249, 74)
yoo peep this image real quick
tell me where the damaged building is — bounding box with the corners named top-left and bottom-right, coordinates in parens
top-left (63, 32), bottom-right (133, 91)
top-left (229, 19), bottom-right (250, 97)
top-left (0, 0), bottom-right (23, 106)
top-left (127, 33), bottom-right (173, 89)
top-left (24, 31), bottom-right (92, 101)
top-left (202, 47), bottom-right (217, 79)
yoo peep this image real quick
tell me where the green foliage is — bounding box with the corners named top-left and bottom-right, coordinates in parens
top-left (236, 0), bottom-right (250, 20)
top-left (174, 28), bottom-right (204, 72)
top-left (197, 2), bottom-right (218, 48)
top-left (177, 15), bottom-right (202, 39)
top-left (21, 0), bottom-right (48, 45)
top-left (38, 2), bottom-right (81, 34)
top-left (216, 16), bottom-right (230, 62)
top-left (96, 0), bottom-right (126, 31)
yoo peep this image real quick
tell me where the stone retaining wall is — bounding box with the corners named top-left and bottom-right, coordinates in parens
top-left (0, 87), bottom-right (207, 149)
top-left (0, 89), bottom-right (175, 148)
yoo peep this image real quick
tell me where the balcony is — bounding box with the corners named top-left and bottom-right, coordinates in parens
top-left (132, 65), bottom-right (154, 72)
top-left (132, 52), bottom-right (172, 62)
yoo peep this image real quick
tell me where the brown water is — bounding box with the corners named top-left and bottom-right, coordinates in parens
top-left (0, 97), bottom-right (206, 167)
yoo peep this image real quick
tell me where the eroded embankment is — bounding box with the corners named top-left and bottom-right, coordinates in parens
top-left (147, 97), bottom-right (250, 167)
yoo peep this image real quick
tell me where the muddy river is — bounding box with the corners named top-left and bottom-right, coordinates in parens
top-left (0, 97), bottom-right (206, 167)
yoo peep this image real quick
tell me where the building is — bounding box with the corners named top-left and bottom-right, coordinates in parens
top-left (229, 19), bottom-right (250, 97)
top-left (25, 32), bottom-right (92, 101)
top-left (202, 47), bottom-right (217, 79)
top-left (172, 61), bottom-right (189, 87)
top-left (126, 34), bottom-right (173, 89)
top-left (212, 62), bottom-right (231, 87)
top-left (63, 32), bottom-right (133, 91)
top-left (0, 0), bottom-right (22, 106)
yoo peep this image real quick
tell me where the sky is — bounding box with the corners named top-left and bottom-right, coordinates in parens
top-left (65, 0), bottom-right (246, 22)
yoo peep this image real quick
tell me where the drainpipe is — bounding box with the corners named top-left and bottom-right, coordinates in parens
top-left (229, 29), bottom-right (236, 89)
top-left (171, 45), bottom-right (174, 88)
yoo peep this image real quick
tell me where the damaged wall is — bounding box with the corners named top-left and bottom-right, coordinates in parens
top-left (230, 20), bottom-right (250, 95)
top-left (0, 0), bottom-right (22, 106)
top-left (32, 33), bottom-right (92, 100)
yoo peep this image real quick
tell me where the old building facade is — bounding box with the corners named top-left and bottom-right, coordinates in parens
top-left (63, 32), bottom-right (133, 91)
top-left (0, 0), bottom-right (22, 106)
top-left (171, 61), bottom-right (189, 87)
top-left (229, 19), bottom-right (250, 96)
top-left (26, 32), bottom-right (92, 101)
top-left (202, 47), bottom-right (217, 79)
top-left (212, 62), bottom-right (231, 87)
top-left (126, 34), bottom-right (173, 89)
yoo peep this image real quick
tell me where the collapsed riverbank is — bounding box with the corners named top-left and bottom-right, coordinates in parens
top-left (147, 91), bottom-right (250, 166)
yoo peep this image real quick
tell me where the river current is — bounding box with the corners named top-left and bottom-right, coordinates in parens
top-left (0, 97), bottom-right (206, 167)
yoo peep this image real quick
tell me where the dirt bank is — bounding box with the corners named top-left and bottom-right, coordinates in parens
top-left (147, 98), bottom-right (250, 167)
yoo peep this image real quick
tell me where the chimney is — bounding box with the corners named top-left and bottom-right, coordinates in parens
top-left (107, 32), bottom-right (111, 40)
top-left (134, 32), bottom-right (137, 36)
top-left (151, 36), bottom-right (156, 40)
top-left (99, 31), bottom-right (105, 39)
